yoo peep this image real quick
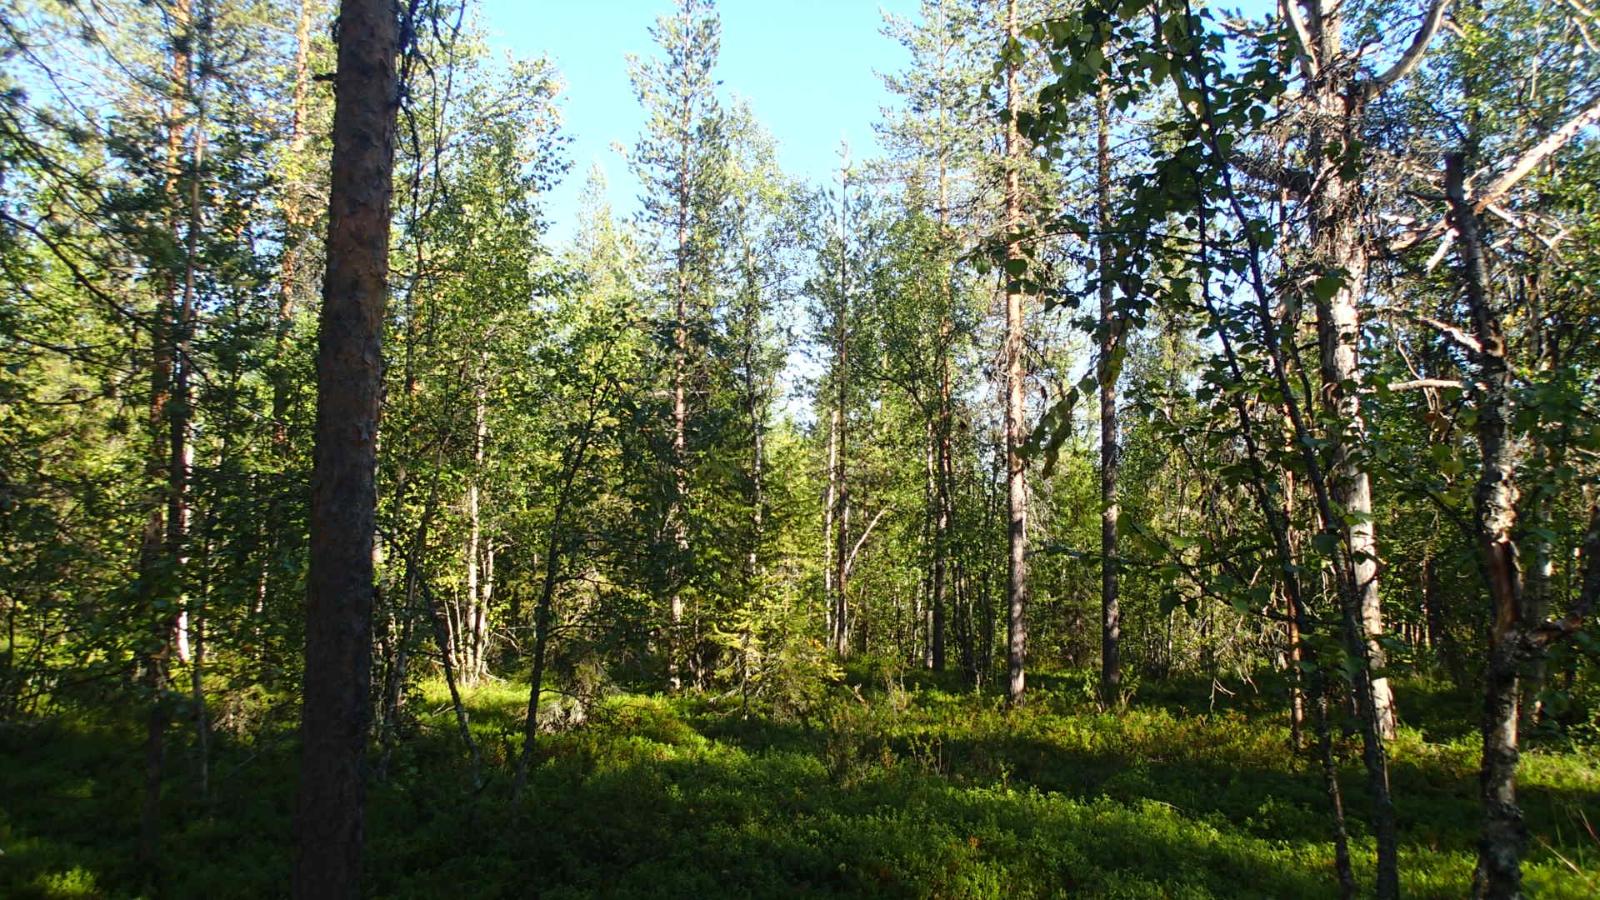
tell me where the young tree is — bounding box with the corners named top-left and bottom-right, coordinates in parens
top-left (628, 0), bottom-right (727, 689)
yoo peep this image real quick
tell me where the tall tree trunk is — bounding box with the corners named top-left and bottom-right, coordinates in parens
top-left (824, 405), bottom-right (839, 640)
top-left (923, 421), bottom-right (936, 668)
top-left (983, 434), bottom-right (1002, 689)
top-left (1315, 684), bottom-right (1358, 899)
top-left (463, 374), bottom-right (489, 684)
top-left (1303, 0), bottom-right (1397, 742)
top-left (1516, 273), bottom-right (1551, 731)
top-left (1284, 473), bottom-right (1306, 749)
top-left (418, 558), bottom-right (483, 787)
top-left (513, 536), bottom-right (560, 797)
top-left (1448, 152), bottom-right (1526, 900)
top-left (375, 530), bottom-right (421, 783)
top-left (831, 159), bottom-right (852, 658)
top-left (746, 328), bottom-right (765, 586)
top-left (932, 372), bottom-right (953, 672)
top-left (292, 0), bottom-right (399, 895)
top-left (515, 399), bottom-right (605, 798)
top-left (138, 0), bottom-right (198, 865)
top-left (666, 29), bottom-right (695, 690)
top-left (273, 0), bottom-right (317, 449)
top-left (1001, 0), bottom-right (1028, 706)
top-left (1095, 79), bottom-right (1121, 704)
top-left (928, 0), bottom-right (953, 674)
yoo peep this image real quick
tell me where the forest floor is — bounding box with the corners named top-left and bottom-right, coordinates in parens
top-left (2, 667), bottom-right (1598, 898)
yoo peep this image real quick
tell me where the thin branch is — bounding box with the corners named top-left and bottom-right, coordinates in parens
top-left (843, 506), bottom-right (892, 578)
top-left (1415, 314), bottom-right (1485, 355)
top-left (1388, 378), bottom-right (1467, 391)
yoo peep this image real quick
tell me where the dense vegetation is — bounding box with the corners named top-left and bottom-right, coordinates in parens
top-left (4, 670), bottom-right (1598, 898)
top-left (0, 0), bottom-right (1596, 897)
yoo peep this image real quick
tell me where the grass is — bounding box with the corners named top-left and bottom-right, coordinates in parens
top-left (1, 670), bottom-right (1596, 898)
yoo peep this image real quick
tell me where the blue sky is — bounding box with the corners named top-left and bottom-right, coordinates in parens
top-left (477, 0), bottom-right (919, 244)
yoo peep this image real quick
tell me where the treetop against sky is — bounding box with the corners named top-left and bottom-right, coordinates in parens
top-left (482, 0), bottom-right (920, 244)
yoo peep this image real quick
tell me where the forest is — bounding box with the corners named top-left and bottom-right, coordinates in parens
top-left (0, 0), bottom-right (1597, 896)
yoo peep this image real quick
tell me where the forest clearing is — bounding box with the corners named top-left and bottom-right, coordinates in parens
top-left (0, 0), bottom-right (1597, 897)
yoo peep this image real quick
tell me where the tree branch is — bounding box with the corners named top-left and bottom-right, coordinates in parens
top-left (1388, 378), bottom-right (1466, 391)
top-left (1281, 0), bottom-right (1318, 79)
top-left (1388, 92), bottom-right (1600, 253)
top-left (1365, 0), bottom-right (1453, 97)
top-left (1232, 152), bottom-right (1314, 197)
top-left (844, 506), bottom-right (891, 578)
top-left (1471, 91), bottom-right (1600, 212)
top-left (1415, 314), bottom-right (1485, 355)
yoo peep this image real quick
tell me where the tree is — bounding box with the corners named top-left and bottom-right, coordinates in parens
top-left (293, 0), bottom-right (399, 895)
top-left (1095, 77), bottom-right (1122, 703)
top-left (628, 0), bottom-right (727, 689)
top-left (1000, 0), bottom-right (1028, 706)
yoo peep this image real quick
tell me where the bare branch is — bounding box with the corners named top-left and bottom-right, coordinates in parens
top-left (1472, 92), bottom-right (1600, 212)
top-left (1281, 0), bottom-right (1318, 79)
top-left (1416, 314), bottom-right (1485, 355)
top-left (1366, 0), bottom-right (1454, 96)
top-left (1567, 0), bottom-right (1600, 53)
top-left (844, 506), bottom-right (892, 578)
top-left (1388, 92), bottom-right (1600, 253)
top-left (1232, 152), bottom-right (1314, 196)
top-left (1388, 378), bottom-right (1467, 391)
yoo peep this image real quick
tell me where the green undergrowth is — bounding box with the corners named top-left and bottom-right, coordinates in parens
top-left (2, 671), bottom-right (1596, 898)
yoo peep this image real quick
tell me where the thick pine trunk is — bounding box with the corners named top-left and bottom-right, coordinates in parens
top-left (292, 0), bottom-right (398, 895)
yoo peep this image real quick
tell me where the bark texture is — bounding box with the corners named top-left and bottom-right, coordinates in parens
top-left (292, 1), bottom-right (398, 895)
top-left (1096, 80), bottom-right (1121, 704)
top-left (1449, 151), bottom-right (1526, 900)
top-left (1002, 0), bottom-right (1028, 707)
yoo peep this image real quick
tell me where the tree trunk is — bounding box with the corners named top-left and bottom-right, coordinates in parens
top-left (665, 32), bottom-right (696, 691)
top-left (138, 0), bottom-right (199, 866)
top-left (463, 374), bottom-right (489, 684)
top-left (1448, 152), bottom-right (1527, 900)
top-left (1303, 0), bottom-right (1397, 743)
top-left (515, 400), bottom-right (605, 798)
top-left (824, 405), bottom-right (838, 641)
top-left (1095, 78), bottom-right (1121, 704)
top-left (1315, 684), bottom-right (1357, 899)
top-left (831, 161), bottom-right (852, 658)
top-left (418, 558), bottom-right (483, 787)
top-left (1284, 472), bottom-right (1306, 748)
top-left (292, 0), bottom-right (399, 895)
top-left (273, 0), bottom-right (317, 450)
top-left (929, 2), bottom-right (952, 674)
top-left (1001, 0), bottom-right (1028, 707)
